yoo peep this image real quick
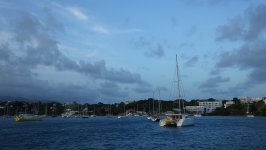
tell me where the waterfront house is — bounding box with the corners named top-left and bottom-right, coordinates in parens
top-left (198, 101), bottom-right (223, 113)
top-left (224, 101), bottom-right (235, 108)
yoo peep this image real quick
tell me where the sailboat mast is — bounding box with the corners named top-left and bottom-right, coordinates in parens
top-left (158, 88), bottom-right (161, 114)
top-left (124, 102), bottom-right (126, 116)
top-left (153, 91), bottom-right (155, 114)
top-left (45, 103), bottom-right (47, 115)
top-left (93, 105), bottom-right (96, 115)
top-left (176, 54), bottom-right (181, 111)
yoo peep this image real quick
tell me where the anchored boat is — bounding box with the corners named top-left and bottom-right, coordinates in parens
top-left (159, 54), bottom-right (194, 127)
top-left (160, 113), bottom-right (194, 127)
top-left (14, 114), bottom-right (42, 122)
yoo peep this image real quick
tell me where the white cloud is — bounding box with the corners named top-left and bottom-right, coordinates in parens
top-left (116, 28), bottom-right (142, 34)
top-left (66, 7), bottom-right (88, 21)
top-left (0, 31), bottom-right (12, 43)
top-left (0, 1), bottom-right (13, 9)
top-left (92, 25), bottom-right (109, 34)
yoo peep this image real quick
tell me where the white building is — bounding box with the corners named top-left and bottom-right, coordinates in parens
top-left (185, 106), bottom-right (204, 114)
top-left (239, 96), bottom-right (263, 104)
top-left (224, 101), bottom-right (235, 108)
top-left (198, 101), bottom-right (223, 113)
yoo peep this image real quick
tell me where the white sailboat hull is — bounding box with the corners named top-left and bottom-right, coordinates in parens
top-left (176, 115), bottom-right (194, 127)
top-left (159, 118), bottom-right (176, 127)
top-left (151, 117), bottom-right (160, 122)
top-left (194, 114), bottom-right (202, 117)
top-left (159, 114), bottom-right (194, 127)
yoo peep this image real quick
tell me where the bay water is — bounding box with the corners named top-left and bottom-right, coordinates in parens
top-left (1, 116), bottom-right (265, 150)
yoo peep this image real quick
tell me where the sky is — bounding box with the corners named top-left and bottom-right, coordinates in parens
top-left (0, 0), bottom-right (266, 103)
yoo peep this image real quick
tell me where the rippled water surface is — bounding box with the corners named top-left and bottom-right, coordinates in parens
top-left (1, 116), bottom-right (266, 150)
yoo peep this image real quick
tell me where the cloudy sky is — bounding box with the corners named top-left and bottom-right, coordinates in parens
top-left (0, 0), bottom-right (266, 103)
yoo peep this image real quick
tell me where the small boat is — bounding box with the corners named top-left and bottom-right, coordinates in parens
top-left (159, 113), bottom-right (177, 127)
top-left (151, 115), bottom-right (160, 122)
top-left (246, 103), bottom-right (254, 117)
top-left (117, 115), bottom-right (126, 119)
top-left (91, 105), bottom-right (96, 117)
top-left (82, 115), bottom-right (90, 118)
top-left (118, 102), bottom-right (126, 119)
top-left (159, 113), bottom-right (194, 127)
top-left (14, 114), bottom-right (42, 122)
top-left (194, 114), bottom-right (202, 117)
top-left (159, 54), bottom-right (194, 127)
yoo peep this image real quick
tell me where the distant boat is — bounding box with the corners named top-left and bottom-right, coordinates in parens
top-left (82, 115), bottom-right (90, 118)
top-left (118, 102), bottom-right (126, 119)
top-left (82, 105), bottom-right (89, 118)
top-left (194, 114), bottom-right (202, 117)
top-left (117, 115), bottom-right (126, 119)
top-left (91, 104), bottom-right (96, 117)
top-left (159, 54), bottom-right (194, 127)
top-left (246, 103), bottom-right (254, 117)
top-left (106, 104), bottom-right (113, 117)
top-left (160, 110), bottom-right (194, 127)
top-left (150, 89), bottom-right (161, 122)
top-left (151, 115), bottom-right (160, 122)
top-left (14, 114), bottom-right (42, 122)
top-left (246, 115), bottom-right (254, 117)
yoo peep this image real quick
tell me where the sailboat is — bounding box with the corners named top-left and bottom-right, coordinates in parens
top-left (246, 102), bottom-right (254, 117)
top-left (106, 104), bottom-right (113, 118)
top-left (14, 114), bottom-right (42, 122)
top-left (82, 105), bottom-right (90, 118)
top-left (151, 89), bottom-right (161, 122)
top-left (159, 54), bottom-right (194, 127)
top-left (118, 102), bottom-right (126, 119)
top-left (90, 105), bottom-right (96, 117)
top-left (14, 103), bottom-right (42, 121)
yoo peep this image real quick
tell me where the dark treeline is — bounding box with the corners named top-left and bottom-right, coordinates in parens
top-left (1, 97), bottom-right (266, 116)
top-left (209, 99), bottom-right (266, 116)
top-left (0, 98), bottom-right (198, 116)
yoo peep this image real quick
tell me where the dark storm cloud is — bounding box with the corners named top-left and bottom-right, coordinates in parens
top-left (134, 36), bottom-right (165, 58)
top-left (185, 56), bottom-right (199, 67)
top-left (0, 11), bottom-right (151, 102)
top-left (133, 36), bottom-right (151, 48)
top-left (0, 60), bottom-right (98, 102)
top-left (216, 42), bottom-right (265, 69)
top-left (108, 68), bottom-right (145, 84)
top-left (210, 69), bottom-right (221, 75)
top-left (97, 82), bottom-right (128, 99)
top-left (216, 42), bottom-right (266, 83)
top-left (14, 11), bottom-right (148, 85)
top-left (145, 44), bottom-right (165, 58)
top-left (77, 60), bottom-right (146, 84)
top-left (209, 3), bottom-right (266, 97)
top-left (199, 76), bottom-right (230, 89)
top-left (216, 4), bottom-right (266, 41)
top-left (216, 16), bottom-right (244, 41)
top-left (132, 86), bottom-right (153, 94)
top-left (245, 4), bottom-right (266, 40)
